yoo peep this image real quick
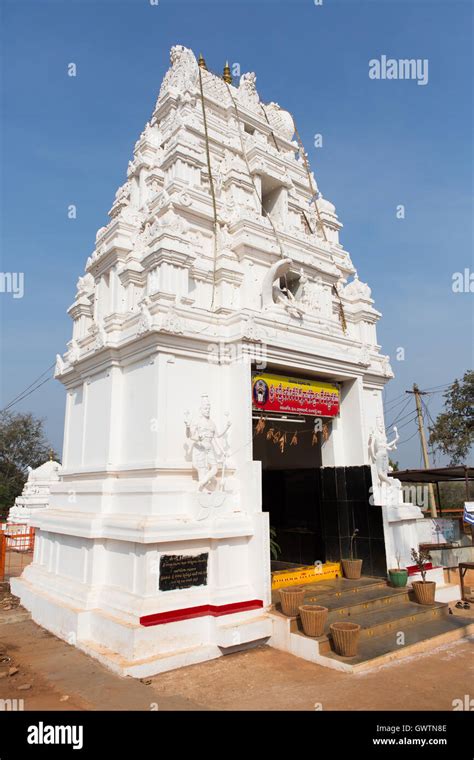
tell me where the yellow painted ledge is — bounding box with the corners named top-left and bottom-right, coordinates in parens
top-left (271, 561), bottom-right (341, 589)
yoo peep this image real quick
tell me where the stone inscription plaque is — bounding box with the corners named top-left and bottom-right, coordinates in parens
top-left (159, 553), bottom-right (209, 592)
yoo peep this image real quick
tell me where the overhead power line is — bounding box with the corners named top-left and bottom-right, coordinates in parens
top-left (1, 363), bottom-right (56, 413)
top-left (397, 428), bottom-right (420, 446)
top-left (422, 382), bottom-right (453, 393)
top-left (386, 397), bottom-right (413, 428)
top-left (394, 413), bottom-right (419, 432)
top-left (383, 393), bottom-right (409, 412)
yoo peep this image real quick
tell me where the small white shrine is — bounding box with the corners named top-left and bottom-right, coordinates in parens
top-left (7, 459), bottom-right (61, 527)
top-left (13, 46), bottom-right (419, 676)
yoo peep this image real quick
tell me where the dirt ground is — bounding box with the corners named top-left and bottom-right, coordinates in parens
top-left (0, 586), bottom-right (473, 711)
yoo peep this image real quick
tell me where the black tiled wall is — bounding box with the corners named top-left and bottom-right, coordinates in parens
top-left (317, 465), bottom-right (386, 577)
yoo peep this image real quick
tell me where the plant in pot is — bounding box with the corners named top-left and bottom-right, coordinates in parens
top-left (388, 551), bottom-right (408, 588)
top-left (410, 547), bottom-right (436, 605)
top-left (270, 526), bottom-right (281, 560)
top-left (341, 529), bottom-right (362, 580)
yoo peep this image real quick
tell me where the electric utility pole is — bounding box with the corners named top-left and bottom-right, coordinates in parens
top-left (406, 384), bottom-right (437, 517)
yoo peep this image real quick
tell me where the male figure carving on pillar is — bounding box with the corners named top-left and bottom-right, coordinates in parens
top-left (184, 395), bottom-right (231, 492)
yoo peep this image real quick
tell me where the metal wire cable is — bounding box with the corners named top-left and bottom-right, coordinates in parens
top-left (1, 363), bottom-right (56, 412)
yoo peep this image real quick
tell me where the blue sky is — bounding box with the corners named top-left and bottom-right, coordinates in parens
top-left (0, 0), bottom-right (472, 468)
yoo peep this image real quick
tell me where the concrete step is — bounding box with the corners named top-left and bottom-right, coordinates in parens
top-left (271, 576), bottom-right (385, 605)
top-left (292, 584), bottom-right (410, 620)
top-left (269, 576), bottom-right (474, 672)
top-left (316, 601), bottom-right (447, 653)
top-left (321, 614), bottom-right (473, 671)
top-left (302, 576), bottom-right (387, 600)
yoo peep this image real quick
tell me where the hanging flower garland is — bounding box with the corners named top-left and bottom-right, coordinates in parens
top-left (254, 416), bottom-right (331, 453)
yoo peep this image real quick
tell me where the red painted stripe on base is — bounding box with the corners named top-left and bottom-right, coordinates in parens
top-left (406, 562), bottom-right (435, 575)
top-left (140, 599), bottom-right (263, 627)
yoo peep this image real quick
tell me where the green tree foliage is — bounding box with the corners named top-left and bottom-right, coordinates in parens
top-left (429, 371), bottom-right (474, 465)
top-left (439, 481), bottom-right (473, 510)
top-left (0, 411), bottom-right (58, 518)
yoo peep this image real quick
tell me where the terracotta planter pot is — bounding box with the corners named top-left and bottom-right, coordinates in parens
top-left (412, 580), bottom-right (436, 605)
top-left (299, 605), bottom-right (328, 637)
top-left (279, 586), bottom-right (306, 616)
top-left (388, 569), bottom-right (408, 588)
top-left (330, 622), bottom-right (361, 657)
top-left (341, 558), bottom-right (363, 580)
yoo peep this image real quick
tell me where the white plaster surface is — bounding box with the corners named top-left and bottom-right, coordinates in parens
top-left (13, 45), bottom-right (398, 675)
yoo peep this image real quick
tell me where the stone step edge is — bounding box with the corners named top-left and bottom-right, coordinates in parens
top-left (310, 605), bottom-right (448, 649)
top-left (292, 603), bottom-right (447, 646)
top-left (340, 622), bottom-right (474, 673)
top-left (317, 608), bottom-right (450, 653)
top-left (297, 578), bottom-right (389, 598)
top-left (305, 589), bottom-right (410, 612)
top-left (282, 620), bottom-right (474, 674)
top-left (272, 588), bottom-right (409, 619)
top-left (324, 599), bottom-right (446, 627)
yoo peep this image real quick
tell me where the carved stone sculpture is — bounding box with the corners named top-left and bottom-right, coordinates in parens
top-left (75, 273), bottom-right (95, 299)
top-left (54, 354), bottom-right (65, 377)
top-left (369, 418), bottom-right (399, 486)
top-left (264, 102), bottom-right (295, 141)
top-left (298, 269), bottom-right (327, 315)
top-left (137, 297), bottom-right (153, 334)
top-left (238, 72), bottom-right (259, 109)
top-left (184, 395), bottom-right (231, 492)
top-left (157, 45), bottom-right (199, 102)
top-left (261, 258), bottom-right (303, 317)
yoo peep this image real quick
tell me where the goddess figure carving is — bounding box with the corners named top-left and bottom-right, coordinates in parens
top-left (369, 418), bottom-right (399, 486)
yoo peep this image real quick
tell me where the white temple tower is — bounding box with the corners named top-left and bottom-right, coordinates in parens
top-left (13, 46), bottom-right (398, 676)
top-left (7, 458), bottom-right (61, 527)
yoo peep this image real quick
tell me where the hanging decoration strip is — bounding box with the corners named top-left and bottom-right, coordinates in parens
top-left (198, 66), bottom-right (219, 311)
top-left (254, 415), bottom-right (330, 452)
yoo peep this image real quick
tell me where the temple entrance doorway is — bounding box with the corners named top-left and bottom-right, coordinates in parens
top-left (252, 416), bottom-right (326, 566)
top-left (251, 369), bottom-right (341, 567)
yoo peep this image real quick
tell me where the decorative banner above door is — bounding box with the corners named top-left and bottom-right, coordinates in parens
top-left (252, 373), bottom-right (340, 418)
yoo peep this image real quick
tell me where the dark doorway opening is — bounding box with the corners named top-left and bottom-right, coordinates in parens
top-left (253, 416), bottom-right (326, 566)
top-left (262, 468), bottom-right (325, 565)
